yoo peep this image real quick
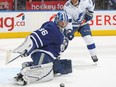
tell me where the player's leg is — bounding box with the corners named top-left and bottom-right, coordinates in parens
top-left (14, 51), bottom-right (54, 85)
top-left (31, 50), bottom-right (72, 75)
top-left (78, 24), bottom-right (98, 62)
top-left (14, 62), bottom-right (53, 85)
top-left (22, 62), bottom-right (53, 84)
top-left (14, 50), bottom-right (72, 85)
top-left (31, 50), bottom-right (54, 65)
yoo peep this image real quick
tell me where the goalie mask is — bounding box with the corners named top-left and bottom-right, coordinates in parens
top-left (54, 12), bottom-right (68, 28)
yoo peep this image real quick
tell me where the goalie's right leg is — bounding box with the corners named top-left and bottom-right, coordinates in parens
top-left (14, 73), bottom-right (27, 85)
top-left (15, 62), bottom-right (54, 85)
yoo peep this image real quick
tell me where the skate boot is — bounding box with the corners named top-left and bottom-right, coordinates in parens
top-left (91, 55), bottom-right (98, 62)
top-left (14, 73), bottom-right (27, 85)
top-left (14, 73), bottom-right (22, 81)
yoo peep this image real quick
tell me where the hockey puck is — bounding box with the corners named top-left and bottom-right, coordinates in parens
top-left (60, 83), bottom-right (65, 87)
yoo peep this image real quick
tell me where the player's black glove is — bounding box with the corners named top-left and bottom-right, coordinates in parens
top-left (63, 29), bottom-right (74, 40)
top-left (20, 50), bottom-right (28, 57)
top-left (84, 10), bottom-right (93, 22)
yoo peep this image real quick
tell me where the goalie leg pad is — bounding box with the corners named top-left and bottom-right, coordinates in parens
top-left (22, 62), bottom-right (34, 69)
top-left (53, 59), bottom-right (72, 74)
top-left (20, 62), bottom-right (54, 84)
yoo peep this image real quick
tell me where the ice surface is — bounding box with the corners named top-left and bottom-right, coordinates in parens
top-left (0, 36), bottom-right (116, 87)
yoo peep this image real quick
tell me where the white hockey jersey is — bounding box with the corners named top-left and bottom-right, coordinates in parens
top-left (64, 0), bottom-right (95, 22)
top-left (64, 0), bottom-right (95, 30)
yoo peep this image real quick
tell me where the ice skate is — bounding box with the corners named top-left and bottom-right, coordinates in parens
top-left (91, 55), bottom-right (98, 62)
top-left (14, 73), bottom-right (27, 85)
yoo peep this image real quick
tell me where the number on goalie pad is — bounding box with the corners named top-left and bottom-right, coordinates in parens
top-left (21, 62), bottom-right (53, 84)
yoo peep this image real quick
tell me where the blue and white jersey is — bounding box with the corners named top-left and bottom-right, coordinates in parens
top-left (28, 21), bottom-right (68, 58)
top-left (64, 0), bottom-right (95, 30)
top-left (64, 0), bottom-right (95, 22)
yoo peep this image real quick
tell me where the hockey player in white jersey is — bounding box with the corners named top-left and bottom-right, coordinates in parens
top-left (13, 12), bottom-right (72, 85)
top-left (63, 0), bottom-right (98, 62)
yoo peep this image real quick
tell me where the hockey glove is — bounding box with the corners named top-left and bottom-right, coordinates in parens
top-left (60, 37), bottom-right (69, 52)
top-left (20, 50), bottom-right (28, 57)
top-left (63, 29), bottom-right (74, 40)
top-left (84, 10), bottom-right (93, 22)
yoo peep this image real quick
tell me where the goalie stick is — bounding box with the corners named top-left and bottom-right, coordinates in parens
top-left (6, 55), bottom-right (21, 64)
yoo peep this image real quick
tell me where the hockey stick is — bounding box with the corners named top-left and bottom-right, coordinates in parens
top-left (70, 9), bottom-right (88, 36)
top-left (71, 19), bottom-right (86, 36)
top-left (6, 50), bottom-right (21, 64)
top-left (6, 55), bottom-right (21, 64)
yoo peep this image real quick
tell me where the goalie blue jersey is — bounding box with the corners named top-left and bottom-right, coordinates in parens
top-left (28, 21), bottom-right (68, 58)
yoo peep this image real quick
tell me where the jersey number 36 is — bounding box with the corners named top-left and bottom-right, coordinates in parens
top-left (39, 28), bottom-right (48, 36)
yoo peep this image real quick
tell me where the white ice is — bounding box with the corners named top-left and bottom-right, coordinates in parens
top-left (0, 36), bottom-right (116, 87)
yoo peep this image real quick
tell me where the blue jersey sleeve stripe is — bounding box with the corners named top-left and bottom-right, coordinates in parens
top-left (30, 35), bottom-right (39, 48)
top-left (32, 32), bottom-right (43, 47)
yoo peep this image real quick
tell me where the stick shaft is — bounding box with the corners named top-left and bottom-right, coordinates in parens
top-left (71, 20), bottom-right (86, 35)
top-left (6, 55), bottom-right (21, 64)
